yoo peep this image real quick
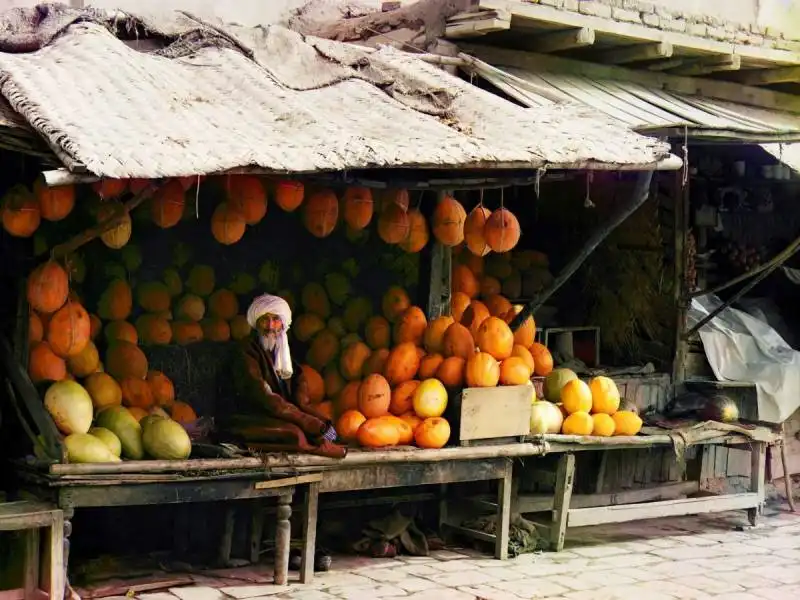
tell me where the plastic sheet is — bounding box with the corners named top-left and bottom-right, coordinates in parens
top-left (689, 295), bottom-right (800, 423)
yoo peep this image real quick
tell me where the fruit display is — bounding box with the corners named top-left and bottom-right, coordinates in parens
top-left (19, 176), bottom-right (535, 461)
top-left (717, 238), bottom-right (767, 276)
top-left (533, 371), bottom-right (643, 437)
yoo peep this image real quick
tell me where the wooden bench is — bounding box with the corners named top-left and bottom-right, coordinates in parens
top-left (13, 459), bottom-right (322, 587)
top-left (258, 443), bottom-right (548, 582)
top-left (525, 431), bottom-right (776, 551)
top-left (0, 501), bottom-right (64, 600)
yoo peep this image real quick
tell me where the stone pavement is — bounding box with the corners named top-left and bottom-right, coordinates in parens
top-left (140, 505), bottom-right (800, 600)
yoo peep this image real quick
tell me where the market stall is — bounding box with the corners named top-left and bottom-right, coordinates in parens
top-left (0, 4), bottom-right (682, 593)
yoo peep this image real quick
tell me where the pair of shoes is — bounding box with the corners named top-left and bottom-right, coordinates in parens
top-left (288, 549), bottom-right (332, 572)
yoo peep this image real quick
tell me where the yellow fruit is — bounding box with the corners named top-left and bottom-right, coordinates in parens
top-left (561, 411), bottom-right (593, 435)
top-left (591, 413), bottom-right (615, 437)
top-left (590, 376), bottom-right (620, 415)
top-left (412, 379), bottom-right (448, 419)
top-left (612, 411), bottom-right (643, 436)
top-left (560, 379), bottom-right (592, 414)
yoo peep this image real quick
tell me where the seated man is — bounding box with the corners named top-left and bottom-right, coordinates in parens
top-left (225, 293), bottom-right (345, 459)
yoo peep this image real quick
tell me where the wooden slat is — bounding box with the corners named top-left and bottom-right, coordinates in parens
top-left (529, 27), bottom-right (595, 54)
top-left (670, 55), bottom-right (742, 77)
top-left (253, 473), bottom-right (322, 490)
top-left (517, 481), bottom-right (700, 513)
top-left (596, 42), bottom-right (673, 65)
top-left (567, 493), bottom-right (761, 527)
top-left (737, 66), bottom-right (800, 86)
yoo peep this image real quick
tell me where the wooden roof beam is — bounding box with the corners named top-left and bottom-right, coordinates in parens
top-left (737, 66), bottom-right (800, 86)
top-left (669, 55), bottom-right (742, 77)
top-left (528, 27), bottom-right (595, 54)
top-left (596, 42), bottom-right (673, 65)
top-left (445, 9), bottom-right (511, 39)
top-left (647, 58), bottom-right (685, 72)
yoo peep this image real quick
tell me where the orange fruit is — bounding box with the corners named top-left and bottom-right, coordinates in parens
top-left (560, 379), bottom-right (592, 414)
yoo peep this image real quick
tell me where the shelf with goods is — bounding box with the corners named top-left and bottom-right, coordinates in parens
top-left (4, 174), bottom-right (556, 473)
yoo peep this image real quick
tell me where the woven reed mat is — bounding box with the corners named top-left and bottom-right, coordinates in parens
top-left (0, 4), bottom-right (673, 178)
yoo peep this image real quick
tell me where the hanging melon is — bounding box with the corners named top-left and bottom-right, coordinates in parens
top-left (399, 208), bottom-right (429, 253)
top-left (98, 279), bottom-right (133, 321)
top-left (97, 202), bottom-right (132, 249)
top-left (378, 204), bottom-right (410, 245)
top-left (432, 195), bottom-right (466, 247)
top-left (34, 179), bottom-right (75, 222)
top-left (28, 342), bottom-right (67, 383)
top-left (464, 206), bottom-right (491, 256)
top-left (176, 294), bottom-right (206, 321)
top-left (377, 189), bottom-right (410, 213)
top-left (137, 282), bottom-right (171, 313)
top-left (27, 261), bottom-right (69, 314)
top-left (211, 202), bottom-right (247, 245)
top-left (92, 179), bottom-right (127, 199)
top-left (225, 175), bottom-right (267, 225)
top-left (484, 208), bottom-right (521, 253)
top-left (151, 180), bottom-right (185, 228)
top-left (2, 184), bottom-right (40, 238)
top-left (274, 180), bottom-right (304, 212)
top-left (342, 186), bottom-right (374, 231)
top-left (303, 190), bottom-right (338, 238)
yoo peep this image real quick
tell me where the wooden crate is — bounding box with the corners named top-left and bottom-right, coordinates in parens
top-left (445, 385), bottom-right (532, 446)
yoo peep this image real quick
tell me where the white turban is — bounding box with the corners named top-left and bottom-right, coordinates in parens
top-left (247, 294), bottom-right (293, 380)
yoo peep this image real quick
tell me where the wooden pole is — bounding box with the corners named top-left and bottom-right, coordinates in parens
top-left (510, 170), bottom-right (654, 331)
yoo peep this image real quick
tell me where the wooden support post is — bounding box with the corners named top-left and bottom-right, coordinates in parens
top-left (45, 511), bottom-right (64, 600)
top-left (781, 423), bottom-right (797, 512)
top-left (250, 502), bottom-right (265, 565)
top-left (529, 27), bottom-right (595, 53)
top-left (274, 493), bottom-right (292, 586)
top-left (550, 453), bottom-right (576, 552)
top-left (23, 529), bottom-right (40, 600)
top-left (511, 170), bottom-right (654, 331)
top-left (218, 506), bottom-right (235, 567)
top-left (597, 42), bottom-right (672, 64)
top-left (495, 464), bottom-right (512, 560)
top-left (737, 65), bottom-right (800, 86)
top-left (748, 442), bottom-right (767, 526)
top-left (62, 509), bottom-right (73, 600)
top-left (300, 482), bottom-right (319, 584)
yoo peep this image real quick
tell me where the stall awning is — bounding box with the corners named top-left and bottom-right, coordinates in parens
top-left (0, 5), bottom-right (680, 179)
top-left (468, 60), bottom-right (800, 144)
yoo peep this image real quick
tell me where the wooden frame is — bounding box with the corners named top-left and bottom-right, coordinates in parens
top-left (524, 435), bottom-right (769, 551)
top-left (14, 471), bottom-right (320, 589)
top-left (0, 502), bottom-right (64, 600)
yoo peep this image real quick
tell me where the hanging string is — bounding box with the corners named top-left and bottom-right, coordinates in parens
top-left (194, 175), bottom-right (202, 219)
top-left (584, 171), bottom-right (595, 208)
top-left (478, 188), bottom-right (484, 207)
top-left (682, 125), bottom-right (689, 187)
top-left (534, 167), bottom-right (546, 198)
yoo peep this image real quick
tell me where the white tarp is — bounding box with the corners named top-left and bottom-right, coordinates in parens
top-left (761, 142), bottom-right (800, 173)
top-left (688, 295), bottom-right (800, 423)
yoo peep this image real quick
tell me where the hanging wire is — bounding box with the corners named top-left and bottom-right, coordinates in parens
top-left (584, 171), bottom-right (595, 208)
top-left (194, 175), bottom-right (201, 219)
top-left (534, 167), bottom-right (546, 198)
top-left (478, 188), bottom-right (484, 207)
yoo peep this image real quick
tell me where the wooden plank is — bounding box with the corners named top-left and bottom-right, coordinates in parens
top-left (567, 493), bottom-right (761, 527)
top-left (473, 0), bottom-right (800, 65)
top-left (23, 528), bottom-right (40, 600)
top-left (461, 43), bottom-right (800, 114)
top-left (549, 453), bottom-right (575, 552)
top-left (529, 27), bottom-right (595, 54)
top-left (495, 464), bottom-right (512, 560)
top-left (217, 506), bottom-right (235, 567)
top-left (300, 482), bottom-right (319, 584)
top-left (253, 474), bottom-right (322, 490)
top-left (597, 42), bottom-right (673, 65)
top-left (45, 511), bottom-right (64, 600)
top-left (670, 55), bottom-right (742, 77)
top-left (57, 479), bottom-right (293, 508)
top-left (319, 458), bottom-right (509, 493)
top-left (737, 66), bottom-right (800, 86)
top-left (458, 386), bottom-right (531, 442)
top-left (445, 11), bottom-right (511, 39)
top-left (249, 502), bottom-right (265, 566)
top-left (517, 481), bottom-right (700, 513)
top-left (749, 442), bottom-right (767, 526)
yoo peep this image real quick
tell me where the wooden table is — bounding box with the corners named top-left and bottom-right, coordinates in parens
top-left (527, 431), bottom-right (776, 551)
top-left (257, 443), bottom-right (548, 582)
top-left (0, 501), bottom-right (64, 600)
top-left (13, 458), bottom-right (322, 588)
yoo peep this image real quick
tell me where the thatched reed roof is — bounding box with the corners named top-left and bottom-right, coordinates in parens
top-left (0, 5), bottom-right (676, 179)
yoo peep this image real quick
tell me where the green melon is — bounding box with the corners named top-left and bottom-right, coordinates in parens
top-left (543, 368), bottom-right (578, 403)
top-left (65, 433), bottom-right (121, 464)
top-left (142, 417), bottom-right (192, 460)
top-left (95, 406), bottom-right (144, 460)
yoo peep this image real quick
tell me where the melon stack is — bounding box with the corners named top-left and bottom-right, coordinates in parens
top-left (532, 368), bottom-right (643, 437)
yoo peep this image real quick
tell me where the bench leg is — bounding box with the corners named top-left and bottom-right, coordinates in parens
top-left (550, 453), bottom-right (575, 552)
top-left (250, 502), bottom-right (266, 565)
top-left (62, 510), bottom-right (73, 600)
top-left (748, 442), bottom-right (767, 526)
top-left (300, 482), bottom-right (319, 584)
top-left (23, 528), bottom-right (40, 600)
top-left (46, 512), bottom-right (65, 600)
top-left (217, 506), bottom-right (236, 567)
top-left (274, 493), bottom-right (292, 586)
top-left (495, 464), bottom-right (512, 560)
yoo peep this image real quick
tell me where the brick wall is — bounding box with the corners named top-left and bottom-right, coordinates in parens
top-left (540, 0), bottom-right (800, 45)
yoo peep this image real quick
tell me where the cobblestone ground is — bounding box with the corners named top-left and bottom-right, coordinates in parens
top-left (136, 504), bottom-right (800, 600)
